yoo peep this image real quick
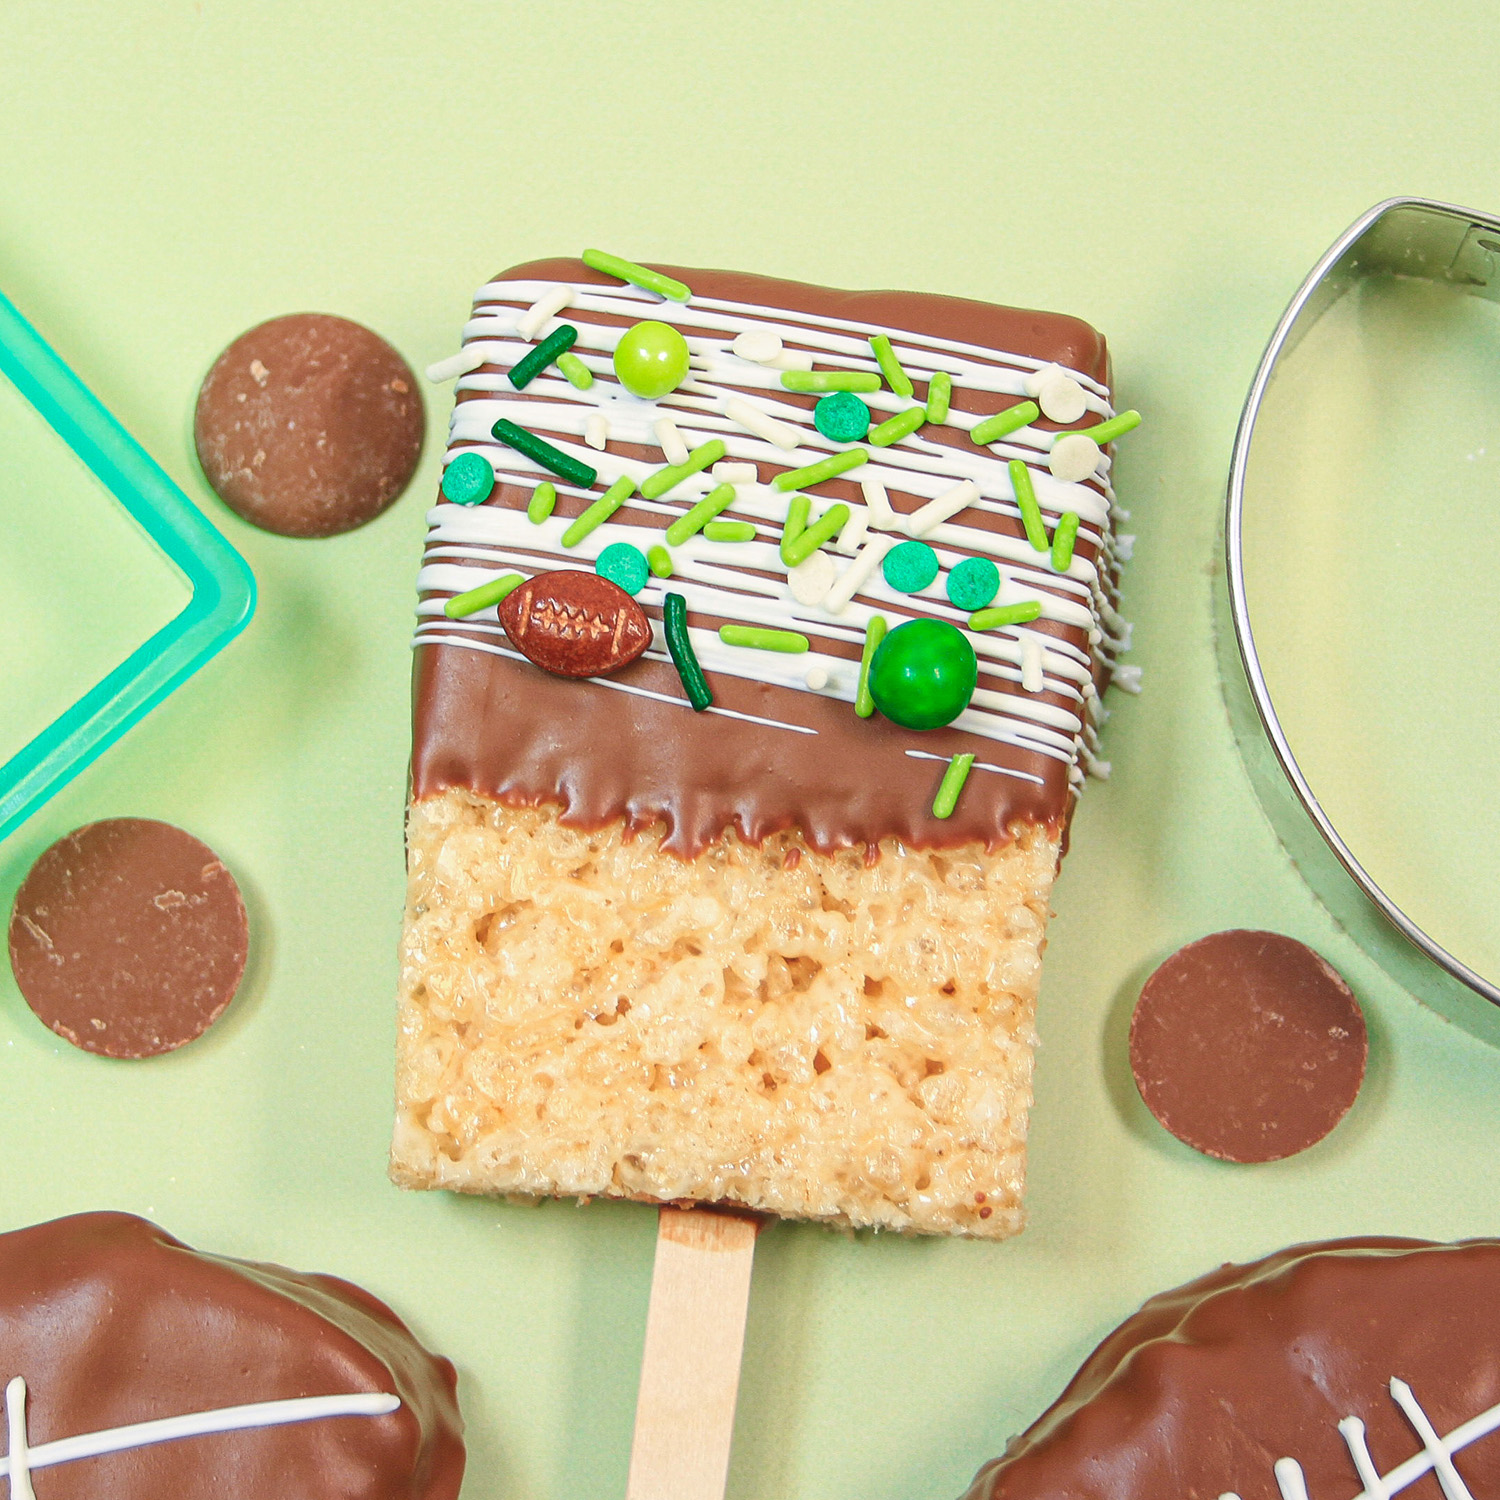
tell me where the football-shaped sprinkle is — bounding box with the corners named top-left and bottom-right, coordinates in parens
top-left (499, 569), bottom-right (652, 678)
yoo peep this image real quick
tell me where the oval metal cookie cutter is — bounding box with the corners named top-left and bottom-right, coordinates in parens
top-left (1219, 196), bottom-right (1500, 1045)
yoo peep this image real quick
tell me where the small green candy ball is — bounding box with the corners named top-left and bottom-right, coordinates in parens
top-left (814, 391), bottom-right (871, 442)
top-left (613, 320), bottom-right (690, 399)
top-left (946, 555), bottom-right (1000, 611)
top-left (868, 618), bottom-right (977, 731)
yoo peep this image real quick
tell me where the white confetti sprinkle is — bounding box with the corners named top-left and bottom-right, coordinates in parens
top-left (788, 552), bottom-right (837, 607)
top-left (1038, 372), bottom-right (1088, 424)
top-left (1022, 362), bottom-right (1064, 399)
top-left (1048, 433), bottom-right (1101, 482)
top-left (732, 327), bottom-right (783, 363)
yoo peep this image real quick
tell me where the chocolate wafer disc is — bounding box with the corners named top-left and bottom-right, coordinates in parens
top-left (8, 818), bottom-right (249, 1058)
top-left (1129, 929), bottom-right (1367, 1162)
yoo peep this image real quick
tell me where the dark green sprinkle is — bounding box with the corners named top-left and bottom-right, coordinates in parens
top-left (814, 391), bottom-right (872, 443)
top-left (1051, 512), bottom-right (1081, 571)
top-left (882, 538), bottom-right (941, 594)
top-left (491, 418), bottom-right (597, 488)
top-left (971, 401), bottom-right (1039, 446)
top-left (508, 323), bottom-right (579, 390)
top-left (445, 572), bottom-right (524, 619)
top-left (441, 451), bottom-right (495, 506)
top-left (946, 556), bottom-right (1000, 611)
top-left (932, 753), bottom-right (976, 819)
top-left (869, 407), bottom-right (926, 447)
top-left (925, 371), bottom-right (953, 424)
top-left (855, 615), bottom-right (888, 718)
top-left (663, 592), bottom-right (712, 710)
top-left (595, 541), bottom-right (650, 595)
top-left (527, 481), bottom-right (557, 524)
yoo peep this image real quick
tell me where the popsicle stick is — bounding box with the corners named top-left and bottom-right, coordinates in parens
top-left (625, 1206), bottom-right (760, 1500)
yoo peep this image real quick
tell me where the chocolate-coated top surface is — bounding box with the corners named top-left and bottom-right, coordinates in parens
top-left (0, 1211), bottom-right (464, 1499)
top-left (8, 818), bottom-right (250, 1058)
top-left (1129, 929), bottom-right (1368, 1162)
top-left (195, 312), bottom-right (423, 538)
top-left (412, 260), bottom-right (1116, 856)
top-left (965, 1236), bottom-right (1500, 1500)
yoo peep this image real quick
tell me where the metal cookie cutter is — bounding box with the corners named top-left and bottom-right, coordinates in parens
top-left (1219, 196), bottom-right (1500, 1045)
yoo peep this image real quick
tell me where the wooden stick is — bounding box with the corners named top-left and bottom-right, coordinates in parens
top-left (625, 1207), bottom-right (760, 1500)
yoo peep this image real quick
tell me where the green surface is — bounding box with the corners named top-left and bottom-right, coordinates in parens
top-left (2, 5), bottom-right (1500, 1499)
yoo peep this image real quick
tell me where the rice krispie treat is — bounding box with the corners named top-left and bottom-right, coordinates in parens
top-left (393, 255), bottom-right (1137, 1237)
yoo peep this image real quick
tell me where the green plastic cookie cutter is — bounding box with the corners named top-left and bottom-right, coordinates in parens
top-left (0, 286), bottom-right (255, 841)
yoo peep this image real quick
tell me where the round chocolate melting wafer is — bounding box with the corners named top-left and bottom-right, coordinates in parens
top-left (8, 818), bottom-right (249, 1058)
top-left (195, 312), bottom-right (423, 537)
top-left (1129, 929), bottom-right (1366, 1162)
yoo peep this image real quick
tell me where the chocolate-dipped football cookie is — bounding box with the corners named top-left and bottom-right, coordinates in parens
top-left (0, 1213), bottom-right (463, 1499)
top-left (964, 1236), bottom-right (1500, 1500)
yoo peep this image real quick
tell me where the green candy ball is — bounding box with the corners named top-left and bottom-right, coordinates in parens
top-left (613, 320), bottom-right (690, 399)
top-left (868, 618), bottom-right (977, 731)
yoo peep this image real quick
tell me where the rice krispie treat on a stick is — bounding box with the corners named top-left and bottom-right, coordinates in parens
top-left (394, 254), bottom-right (1136, 1239)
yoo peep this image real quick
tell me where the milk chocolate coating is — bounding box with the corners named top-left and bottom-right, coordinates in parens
top-left (0, 1212), bottom-right (463, 1499)
top-left (8, 818), bottom-right (250, 1058)
top-left (1129, 929), bottom-right (1367, 1162)
top-left (412, 260), bottom-right (1116, 857)
top-left (965, 1236), bottom-right (1500, 1500)
top-left (195, 313), bottom-right (423, 537)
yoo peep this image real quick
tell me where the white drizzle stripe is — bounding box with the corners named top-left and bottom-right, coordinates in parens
top-left (414, 634), bottom-right (817, 734)
top-left (6, 1379), bottom-right (34, 1500)
top-left (0, 1386), bottom-right (400, 1483)
top-left (1262, 1380), bottom-right (1500, 1500)
top-left (422, 278), bottom-right (1131, 782)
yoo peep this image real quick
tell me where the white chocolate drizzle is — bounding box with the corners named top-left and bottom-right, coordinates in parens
top-left (0, 1374), bottom-right (400, 1489)
top-left (416, 274), bottom-right (1134, 785)
top-left (1216, 1378), bottom-right (1500, 1500)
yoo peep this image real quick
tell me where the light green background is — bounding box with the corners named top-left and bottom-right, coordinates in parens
top-left (2, 5), bottom-right (1499, 1498)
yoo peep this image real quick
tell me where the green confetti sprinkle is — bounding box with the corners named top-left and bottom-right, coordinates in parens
top-left (968, 601), bottom-right (1043, 631)
top-left (595, 540), bottom-right (650, 595)
top-left (641, 439), bottom-right (727, 500)
top-left (925, 371), bottom-right (952, 424)
top-left (561, 475), bottom-right (635, 548)
top-left (781, 503), bottom-right (851, 567)
top-left (445, 572), bottom-right (524, 619)
top-left (932, 753), bottom-right (976, 820)
top-left (971, 400), bottom-right (1039, 446)
top-left (780, 494), bottom-right (811, 563)
top-left (855, 615), bottom-right (889, 718)
top-left (441, 450), bottom-right (494, 506)
top-left (527, 481), bottom-right (557, 525)
top-left (491, 418), bottom-right (597, 488)
top-left (780, 369), bottom-right (882, 394)
top-left (1061, 409), bottom-right (1140, 446)
top-left (771, 447), bottom-right (868, 492)
top-left (665, 482), bottom-right (737, 546)
top-left (663, 592), bottom-right (712, 710)
top-left (1008, 459), bottom-right (1050, 552)
top-left (581, 248), bottom-right (692, 302)
top-left (869, 407), bottom-right (926, 447)
top-left (647, 544), bottom-right (674, 578)
top-left (718, 625), bottom-right (810, 653)
top-left (869, 334), bottom-right (913, 398)
top-left (556, 351), bottom-right (593, 389)
top-left (882, 538), bottom-right (941, 594)
top-left (1051, 512), bottom-right (1081, 572)
top-left (508, 323), bottom-right (578, 390)
top-left (814, 391), bottom-right (871, 443)
top-left (946, 556), bottom-right (1000, 611)
top-left (704, 520), bottom-right (757, 542)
